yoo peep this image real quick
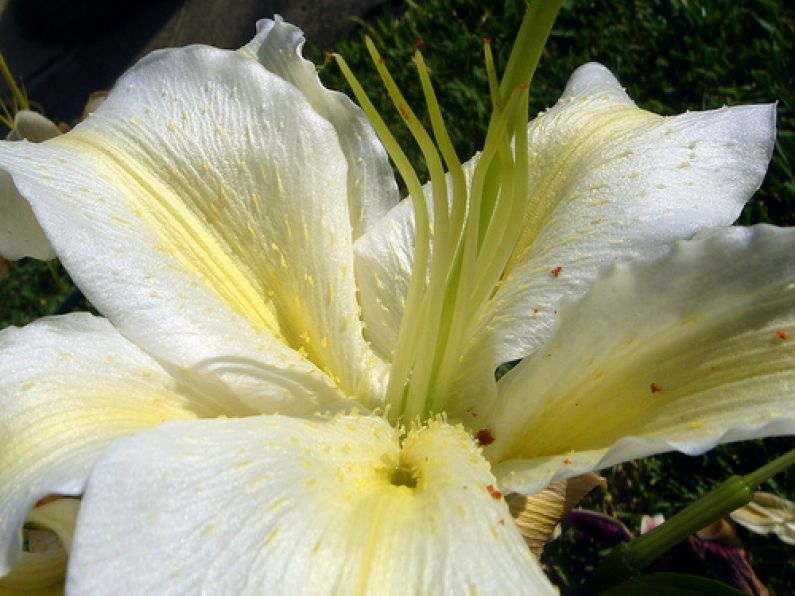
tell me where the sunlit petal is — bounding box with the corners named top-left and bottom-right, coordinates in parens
top-left (69, 415), bottom-right (553, 594)
top-left (240, 17), bottom-right (399, 238)
top-left (0, 314), bottom-right (214, 575)
top-left (0, 43), bottom-right (387, 410)
top-left (484, 226), bottom-right (795, 494)
top-left (453, 65), bottom-right (775, 422)
top-left (0, 170), bottom-right (54, 260)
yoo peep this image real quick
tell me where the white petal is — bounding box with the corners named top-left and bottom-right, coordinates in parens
top-left (0, 111), bottom-right (60, 260)
top-left (730, 492), bottom-right (795, 545)
top-left (0, 170), bottom-right (55, 260)
top-left (240, 17), bottom-right (399, 239)
top-left (354, 198), bottom-right (417, 358)
top-left (13, 111), bottom-right (63, 143)
top-left (472, 62), bottom-right (775, 375)
top-left (0, 43), bottom-right (387, 410)
top-left (0, 314), bottom-right (212, 576)
top-left (69, 415), bottom-right (553, 594)
top-left (483, 225), bottom-right (795, 494)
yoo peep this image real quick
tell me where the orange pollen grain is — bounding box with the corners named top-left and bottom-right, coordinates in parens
top-left (777, 330), bottom-right (788, 341)
top-left (486, 484), bottom-right (503, 500)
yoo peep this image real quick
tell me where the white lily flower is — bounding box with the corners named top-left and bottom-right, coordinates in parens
top-left (1, 14), bottom-right (794, 593)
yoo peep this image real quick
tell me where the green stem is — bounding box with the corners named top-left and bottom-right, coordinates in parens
top-left (499, 0), bottom-right (564, 101)
top-left (743, 446), bottom-right (795, 488)
top-left (590, 447), bottom-right (795, 590)
top-left (477, 0), bottom-right (563, 248)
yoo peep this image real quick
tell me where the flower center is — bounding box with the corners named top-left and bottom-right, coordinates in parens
top-left (389, 463), bottom-right (417, 489)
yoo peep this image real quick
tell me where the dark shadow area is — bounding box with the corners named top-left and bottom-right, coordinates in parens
top-left (0, 0), bottom-right (184, 122)
top-left (0, 0), bottom-right (392, 124)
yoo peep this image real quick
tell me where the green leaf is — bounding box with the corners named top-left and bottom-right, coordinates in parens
top-left (600, 573), bottom-right (745, 596)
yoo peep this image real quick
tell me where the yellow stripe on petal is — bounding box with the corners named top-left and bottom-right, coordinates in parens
top-left (0, 314), bottom-right (219, 577)
top-left (51, 134), bottom-right (284, 340)
top-left (1, 45), bottom-right (387, 406)
top-left (508, 106), bottom-right (656, 270)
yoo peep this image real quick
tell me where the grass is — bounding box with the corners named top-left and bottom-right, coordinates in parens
top-left (2, 0), bottom-right (794, 591)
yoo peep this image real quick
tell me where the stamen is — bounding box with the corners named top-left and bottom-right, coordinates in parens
top-left (364, 38), bottom-right (450, 248)
top-left (362, 39), bottom-right (458, 422)
top-left (401, 51), bottom-right (473, 421)
top-left (414, 50), bottom-right (467, 258)
top-left (483, 38), bottom-right (502, 113)
top-left (333, 53), bottom-right (431, 418)
top-left (497, 0), bottom-right (562, 102)
top-left (430, 88), bottom-right (527, 413)
top-left (337, 0), bottom-right (563, 423)
top-left (0, 102), bottom-right (12, 130)
top-left (472, 85), bottom-right (529, 305)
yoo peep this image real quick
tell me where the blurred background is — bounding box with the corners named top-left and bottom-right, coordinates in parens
top-left (1, 0), bottom-right (793, 592)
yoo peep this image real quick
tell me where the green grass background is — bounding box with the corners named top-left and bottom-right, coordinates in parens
top-left (1, 0), bottom-right (793, 591)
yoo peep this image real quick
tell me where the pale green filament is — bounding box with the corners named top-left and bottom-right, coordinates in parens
top-left (360, 41), bottom-right (459, 420)
top-left (483, 39), bottom-right (502, 113)
top-left (431, 88), bottom-right (526, 414)
top-left (359, 39), bottom-right (454, 419)
top-left (473, 86), bottom-right (529, 305)
top-left (414, 51), bottom-right (467, 259)
top-left (334, 53), bottom-right (432, 418)
top-left (339, 0), bottom-right (563, 423)
top-left (0, 53), bottom-right (30, 130)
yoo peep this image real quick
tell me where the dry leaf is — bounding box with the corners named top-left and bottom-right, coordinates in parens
top-left (507, 473), bottom-right (606, 554)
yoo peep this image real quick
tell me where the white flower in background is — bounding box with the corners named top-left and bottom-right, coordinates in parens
top-left (731, 492), bottom-right (795, 544)
top-left (0, 14), bottom-right (794, 594)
